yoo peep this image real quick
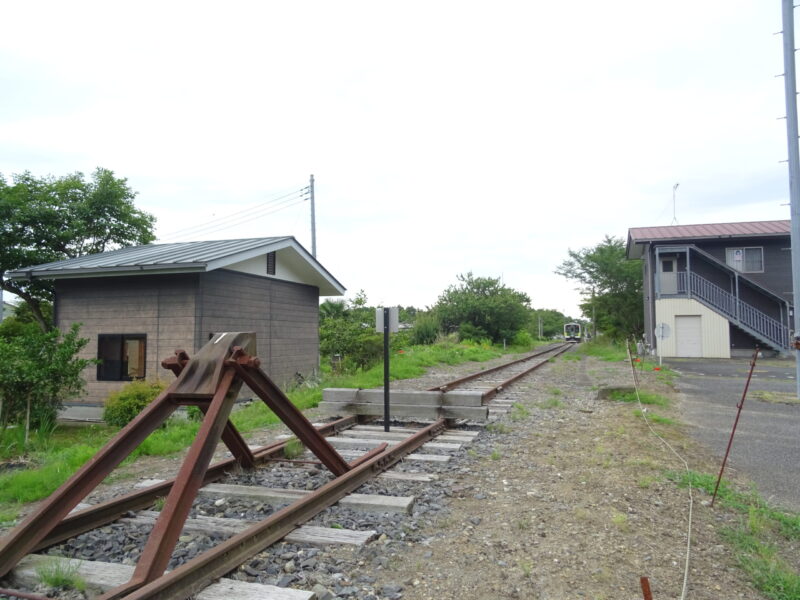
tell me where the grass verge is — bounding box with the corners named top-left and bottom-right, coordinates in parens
top-left (0, 339), bottom-right (507, 522)
top-left (666, 470), bottom-right (800, 599)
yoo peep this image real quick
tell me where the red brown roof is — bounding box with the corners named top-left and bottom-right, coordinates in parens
top-left (629, 220), bottom-right (790, 242)
top-left (626, 220), bottom-right (791, 258)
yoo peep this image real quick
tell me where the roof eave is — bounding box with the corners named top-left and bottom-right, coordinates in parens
top-left (6, 264), bottom-right (208, 280)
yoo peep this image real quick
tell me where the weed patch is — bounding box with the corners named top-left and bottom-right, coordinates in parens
top-left (36, 558), bottom-right (86, 592)
top-left (633, 409), bottom-right (677, 425)
top-left (607, 389), bottom-right (668, 407)
top-left (666, 470), bottom-right (800, 598)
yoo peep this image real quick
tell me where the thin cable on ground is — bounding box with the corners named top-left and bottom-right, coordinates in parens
top-left (626, 344), bottom-right (693, 600)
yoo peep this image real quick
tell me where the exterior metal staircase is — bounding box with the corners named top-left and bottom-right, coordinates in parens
top-left (676, 271), bottom-right (789, 352)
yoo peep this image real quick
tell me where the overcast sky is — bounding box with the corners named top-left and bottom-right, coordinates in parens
top-left (1, 1), bottom-right (795, 317)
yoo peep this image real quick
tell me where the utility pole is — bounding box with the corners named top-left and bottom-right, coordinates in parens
top-left (309, 174), bottom-right (317, 258)
top-left (781, 0), bottom-right (800, 396)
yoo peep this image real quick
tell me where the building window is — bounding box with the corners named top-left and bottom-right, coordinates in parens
top-left (267, 251), bottom-right (276, 275)
top-left (726, 247), bottom-right (763, 273)
top-left (97, 334), bottom-right (146, 381)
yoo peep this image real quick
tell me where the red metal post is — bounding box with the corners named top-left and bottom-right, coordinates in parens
top-left (711, 347), bottom-right (759, 506)
top-left (640, 576), bottom-right (653, 600)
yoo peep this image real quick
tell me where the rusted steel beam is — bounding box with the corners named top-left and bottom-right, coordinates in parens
top-left (230, 350), bottom-right (351, 477)
top-left (481, 343), bottom-right (573, 402)
top-left (427, 343), bottom-right (571, 392)
top-left (0, 588), bottom-right (52, 600)
top-left (347, 442), bottom-right (388, 468)
top-left (106, 369), bottom-right (241, 598)
top-left (0, 384), bottom-right (182, 580)
top-left (196, 403), bottom-right (256, 469)
top-left (118, 419), bottom-right (447, 600)
top-left (33, 417), bottom-right (358, 552)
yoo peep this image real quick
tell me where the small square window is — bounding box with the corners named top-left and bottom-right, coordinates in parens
top-left (98, 334), bottom-right (146, 381)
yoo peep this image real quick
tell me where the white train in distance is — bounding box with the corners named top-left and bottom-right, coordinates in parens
top-left (563, 322), bottom-right (582, 342)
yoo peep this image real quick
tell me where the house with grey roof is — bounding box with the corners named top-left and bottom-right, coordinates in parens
top-left (7, 237), bottom-right (345, 408)
top-left (626, 220), bottom-right (792, 358)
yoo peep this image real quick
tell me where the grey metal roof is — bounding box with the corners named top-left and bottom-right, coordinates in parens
top-left (7, 237), bottom-right (345, 296)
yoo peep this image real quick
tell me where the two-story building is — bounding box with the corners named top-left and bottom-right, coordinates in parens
top-left (626, 220), bottom-right (792, 358)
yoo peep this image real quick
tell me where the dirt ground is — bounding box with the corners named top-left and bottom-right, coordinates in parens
top-left (365, 354), bottom-right (769, 600)
top-left (2, 351), bottom-right (780, 599)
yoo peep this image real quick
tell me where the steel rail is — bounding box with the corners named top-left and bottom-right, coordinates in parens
top-left (480, 343), bottom-right (574, 402)
top-left (32, 416), bottom-right (359, 552)
top-left (427, 343), bottom-right (572, 392)
top-left (111, 419), bottom-right (448, 600)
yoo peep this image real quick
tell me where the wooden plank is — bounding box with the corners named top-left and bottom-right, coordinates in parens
top-left (120, 512), bottom-right (373, 547)
top-left (338, 450), bottom-right (450, 463)
top-left (119, 511), bottom-right (252, 536)
top-left (321, 437), bottom-right (461, 452)
top-left (352, 425), bottom-right (420, 433)
top-left (378, 471), bottom-right (439, 482)
top-left (199, 483), bottom-right (414, 514)
top-left (337, 430), bottom-right (475, 444)
top-left (284, 525), bottom-right (376, 547)
top-left (11, 555), bottom-right (314, 600)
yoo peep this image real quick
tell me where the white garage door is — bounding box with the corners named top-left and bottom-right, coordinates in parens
top-left (675, 315), bottom-right (702, 357)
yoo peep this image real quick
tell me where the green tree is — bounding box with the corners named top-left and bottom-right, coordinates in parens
top-left (319, 292), bottom-right (382, 371)
top-left (433, 273), bottom-right (531, 344)
top-left (0, 324), bottom-right (93, 442)
top-left (0, 168), bottom-right (156, 330)
top-left (529, 308), bottom-right (572, 339)
top-left (555, 236), bottom-right (643, 340)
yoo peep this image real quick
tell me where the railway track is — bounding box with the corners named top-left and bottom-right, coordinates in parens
top-left (0, 339), bottom-right (577, 600)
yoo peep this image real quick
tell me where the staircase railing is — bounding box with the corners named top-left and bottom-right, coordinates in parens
top-left (676, 271), bottom-right (789, 349)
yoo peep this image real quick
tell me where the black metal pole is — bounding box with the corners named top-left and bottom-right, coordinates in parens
top-left (383, 307), bottom-right (390, 432)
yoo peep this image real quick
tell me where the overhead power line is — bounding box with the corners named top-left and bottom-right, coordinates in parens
top-left (158, 186), bottom-right (309, 243)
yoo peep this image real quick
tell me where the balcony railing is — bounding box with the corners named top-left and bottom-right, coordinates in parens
top-left (676, 271), bottom-right (789, 349)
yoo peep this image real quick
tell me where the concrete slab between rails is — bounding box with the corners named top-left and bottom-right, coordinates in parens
top-left (11, 555), bottom-right (314, 600)
top-left (317, 401), bottom-right (488, 421)
top-left (121, 511), bottom-right (376, 547)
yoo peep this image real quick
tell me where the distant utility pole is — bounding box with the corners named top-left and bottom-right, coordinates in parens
top-left (309, 174), bottom-right (317, 258)
top-left (781, 0), bottom-right (800, 396)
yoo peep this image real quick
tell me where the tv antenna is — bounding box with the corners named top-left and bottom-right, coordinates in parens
top-left (671, 183), bottom-right (679, 225)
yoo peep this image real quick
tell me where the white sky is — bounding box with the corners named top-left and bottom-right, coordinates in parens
top-left (1, 1), bottom-right (795, 317)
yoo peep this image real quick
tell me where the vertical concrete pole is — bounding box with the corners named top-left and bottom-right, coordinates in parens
top-left (781, 0), bottom-right (800, 395)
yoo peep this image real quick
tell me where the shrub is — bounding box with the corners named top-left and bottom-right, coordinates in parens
top-left (103, 380), bottom-right (167, 427)
top-left (512, 330), bottom-right (534, 349)
top-left (458, 322), bottom-right (488, 342)
top-left (410, 313), bottom-right (440, 345)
